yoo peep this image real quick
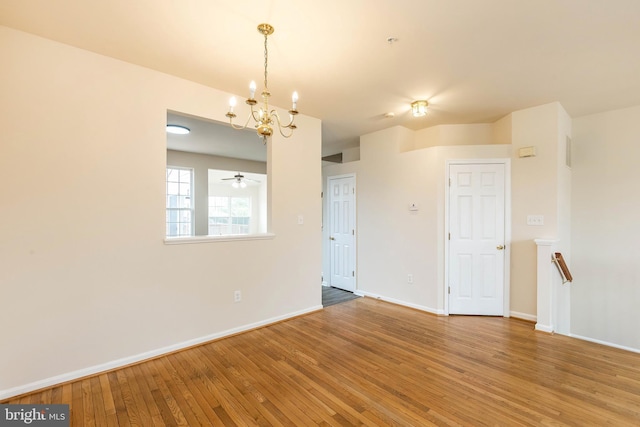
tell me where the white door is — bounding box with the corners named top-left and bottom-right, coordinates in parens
top-left (328, 175), bottom-right (356, 292)
top-left (449, 163), bottom-right (505, 315)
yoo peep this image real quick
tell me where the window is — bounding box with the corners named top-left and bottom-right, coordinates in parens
top-left (208, 196), bottom-right (251, 235)
top-left (166, 167), bottom-right (194, 237)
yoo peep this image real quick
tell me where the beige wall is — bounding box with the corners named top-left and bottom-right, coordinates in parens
top-left (572, 105), bottom-right (640, 350)
top-left (323, 126), bottom-right (511, 313)
top-left (509, 102), bottom-right (571, 317)
top-left (0, 26), bottom-right (321, 397)
top-left (324, 105), bottom-right (572, 320)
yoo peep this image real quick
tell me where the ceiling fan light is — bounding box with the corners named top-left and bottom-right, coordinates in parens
top-left (411, 100), bottom-right (429, 117)
top-left (232, 181), bottom-right (240, 188)
top-left (240, 181), bottom-right (247, 188)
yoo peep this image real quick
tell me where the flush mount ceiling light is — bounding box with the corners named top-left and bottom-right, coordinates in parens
top-left (411, 100), bottom-right (429, 117)
top-left (226, 23), bottom-right (299, 144)
top-left (166, 124), bottom-right (190, 135)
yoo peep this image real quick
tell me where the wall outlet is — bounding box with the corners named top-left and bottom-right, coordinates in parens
top-left (527, 215), bottom-right (544, 226)
top-left (407, 274), bottom-right (413, 284)
top-left (234, 290), bottom-right (242, 302)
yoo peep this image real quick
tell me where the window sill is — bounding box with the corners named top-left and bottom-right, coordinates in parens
top-left (164, 233), bottom-right (275, 245)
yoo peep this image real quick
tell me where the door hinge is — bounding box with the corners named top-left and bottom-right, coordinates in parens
top-left (352, 188), bottom-right (355, 194)
top-left (352, 229), bottom-right (355, 235)
top-left (449, 178), bottom-right (451, 186)
top-left (321, 191), bottom-right (323, 198)
top-left (448, 286), bottom-right (451, 294)
top-left (352, 271), bottom-right (355, 277)
top-left (448, 232), bottom-right (451, 240)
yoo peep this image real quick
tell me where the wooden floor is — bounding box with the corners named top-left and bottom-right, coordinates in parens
top-left (5, 297), bottom-right (640, 426)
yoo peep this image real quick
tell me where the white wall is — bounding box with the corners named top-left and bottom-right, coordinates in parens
top-left (571, 105), bottom-right (640, 351)
top-left (0, 26), bottom-right (322, 398)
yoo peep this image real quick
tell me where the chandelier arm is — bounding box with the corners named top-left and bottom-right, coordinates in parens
top-left (228, 111), bottom-right (255, 131)
top-left (271, 112), bottom-right (295, 138)
top-left (271, 109), bottom-right (296, 129)
top-left (250, 106), bottom-right (262, 123)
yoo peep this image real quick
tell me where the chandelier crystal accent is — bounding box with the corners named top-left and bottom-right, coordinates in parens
top-left (226, 23), bottom-right (298, 143)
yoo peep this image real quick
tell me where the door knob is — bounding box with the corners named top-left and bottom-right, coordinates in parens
top-left (497, 245), bottom-right (505, 250)
top-left (330, 236), bottom-right (335, 240)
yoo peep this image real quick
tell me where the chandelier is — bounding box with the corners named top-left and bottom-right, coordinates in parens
top-left (226, 23), bottom-right (298, 143)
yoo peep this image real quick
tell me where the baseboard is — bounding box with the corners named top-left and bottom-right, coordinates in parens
top-left (569, 333), bottom-right (640, 354)
top-left (357, 290), bottom-right (444, 315)
top-left (510, 311), bottom-right (537, 322)
top-left (0, 304), bottom-right (323, 401)
top-left (535, 323), bottom-right (554, 333)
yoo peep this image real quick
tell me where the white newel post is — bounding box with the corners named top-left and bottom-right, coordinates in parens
top-left (534, 239), bottom-right (557, 333)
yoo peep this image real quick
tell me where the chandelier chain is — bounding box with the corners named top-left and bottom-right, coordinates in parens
top-left (263, 34), bottom-right (269, 91)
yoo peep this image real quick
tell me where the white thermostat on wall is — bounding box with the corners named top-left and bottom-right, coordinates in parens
top-left (409, 203), bottom-right (419, 211)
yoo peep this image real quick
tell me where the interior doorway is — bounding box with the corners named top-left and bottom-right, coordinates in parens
top-left (447, 161), bottom-right (509, 316)
top-left (327, 174), bottom-right (356, 292)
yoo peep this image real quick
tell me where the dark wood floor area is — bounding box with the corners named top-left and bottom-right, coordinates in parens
top-left (322, 285), bottom-right (360, 307)
top-left (5, 297), bottom-right (640, 426)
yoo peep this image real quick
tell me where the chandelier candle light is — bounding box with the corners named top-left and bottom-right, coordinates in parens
top-left (226, 23), bottom-right (299, 143)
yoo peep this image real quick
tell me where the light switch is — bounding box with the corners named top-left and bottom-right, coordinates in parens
top-left (297, 215), bottom-right (304, 225)
top-left (527, 215), bottom-right (544, 226)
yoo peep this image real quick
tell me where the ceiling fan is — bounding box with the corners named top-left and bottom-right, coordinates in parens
top-left (221, 172), bottom-right (260, 188)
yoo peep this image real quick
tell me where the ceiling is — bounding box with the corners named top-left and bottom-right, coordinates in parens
top-left (2, 0), bottom-right (640, 157)
top-left (167, 112), bottom-right (266, 162)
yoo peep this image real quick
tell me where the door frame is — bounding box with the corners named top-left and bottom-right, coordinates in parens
top-left (443, 159), bottom-right (511, 316)
top-left (325, 173), bottom-right (357, 292)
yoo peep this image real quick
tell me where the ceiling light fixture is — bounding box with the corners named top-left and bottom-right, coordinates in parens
top-left (226, 23), bottom-right (299, 144)
top-left (166, 124), bottom-right (190, 134)
top-left (232, 179), bottom-right (247, 189)
top-left (411, 100), bottom-right (429, 117)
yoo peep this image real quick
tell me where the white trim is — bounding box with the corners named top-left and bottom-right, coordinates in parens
top-left (511, 311), bottom-right (537, 322)
top-left (164, 232), bottom-right (275, 245)
top-left (534, 239), bottom-right (558, 246)
top-left (444, 158), bottom-right (512, 316)
top-left (0, 304), bottom-right (322, 400)
top-left (569, 333), bottom-right (640, 354)
top-left (535, 323), bottom-right (554, 333)
top-left (358, 291), bottom-right (444, 316)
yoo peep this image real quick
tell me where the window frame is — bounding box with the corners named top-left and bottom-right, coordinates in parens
top-left (165, 166), bottom-right (195, 238)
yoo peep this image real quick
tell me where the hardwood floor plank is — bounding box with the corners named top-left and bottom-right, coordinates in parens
top-left (164, 352), bottom-right (227, 425)
top-left (129, 364), bottom-right (165, 426)
top-left (107, 371), bottom-right (131, 427)
top-left (71, 380), bottom-right (84, 427)
top-left (148, 357), bottom-right (207, 426)
top-left (97, 374), bottom-right (119, 427)
top-left (3, 297), bottom-right (640, 425)
top-left (141, 359), bottom-right (189, 426)
top-left (89, 376), bottom-right (106, 426)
